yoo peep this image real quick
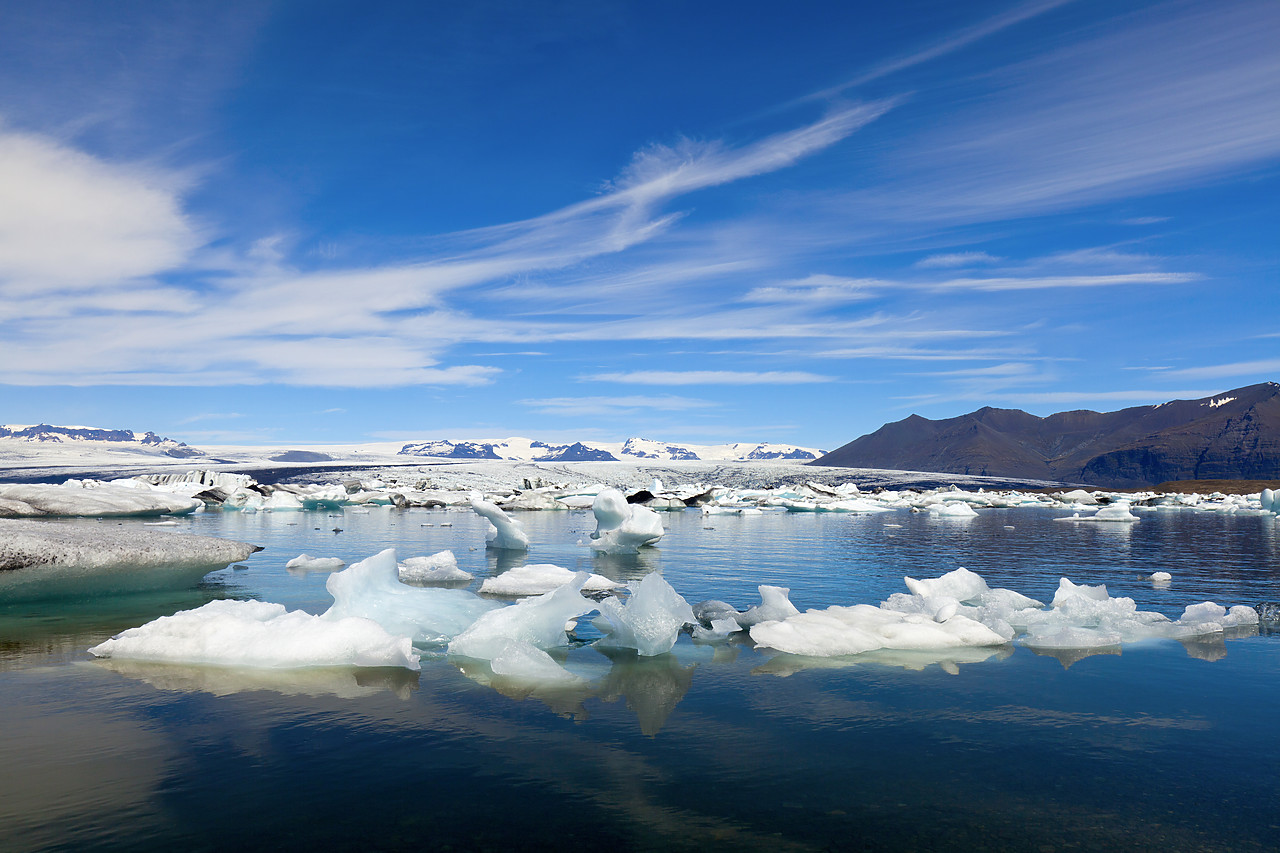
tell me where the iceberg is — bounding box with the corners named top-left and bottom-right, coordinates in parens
top-left (594, 572), bottom-right (695, 656)
top-left (0, 519), bottom-right (260, 601)
top-left (589, 488), bottom-right (664, 554)
top-left (450, 573), bottom-right (597, 662)
top-left (285, 554), bottom-right (346, 573)
top-left (89, 599), bottom-right (419, 670)
top-left (0, 482), bottom-right (201, 518)
top-left (398, 550), bottom-right (472, 583)
top-left (323, 549), bottom-right (496, 644)
top-left (750, 604), bottom-right (1008, 657)
top-left (734, 585), bottom-right (801, 628)
top-left (478, 563), bottom-right (619, 596)
top-left (470, 496), bottom-right (530, 551)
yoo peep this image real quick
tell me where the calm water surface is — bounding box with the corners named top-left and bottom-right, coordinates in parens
top-left (1, 506), bottom-right (1278, 852)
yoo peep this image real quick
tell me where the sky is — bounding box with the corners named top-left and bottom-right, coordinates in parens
top-left (1, 0), bottom-right (1277, 450)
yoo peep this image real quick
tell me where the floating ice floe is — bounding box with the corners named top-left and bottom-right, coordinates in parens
top-left (0, 519), bottom-right (260, 601)
top-left (0, 482), bottom-right (201, 518)
top-left (748, 566), bottom-right (1258, 659)
top-left (470, 495), bottom-right (530, 551)
top-left (589, 488), bottom-right (664, 554)
top-left (928, 501), bottom-right (979, 518)
top-left (594, 572), bottom-right (694, 656)
top-left (89, 599), bottom-right (420, 670)
top-left (323, 549), bottom-right (497, 644)
top-left (449, 574), bottom-right (598, 682)
top-left (398, 550), bottom-right (472, 583)
top-left (478, 563), bottom-right (619, 596)
top-left (285, 554), bottom-right (346, 572)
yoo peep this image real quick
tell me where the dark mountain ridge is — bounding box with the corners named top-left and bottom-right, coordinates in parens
top-left (813, 382), bottom-right (1280, 488)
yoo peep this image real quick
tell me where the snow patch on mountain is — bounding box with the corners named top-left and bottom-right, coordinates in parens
top-left (398, 436), bottom-right (822, 463)
top-left (0, 424), bottom-right (203, 458)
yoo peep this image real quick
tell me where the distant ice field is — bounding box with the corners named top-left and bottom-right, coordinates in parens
top-left (2, 504), bottom-right (1278, 851)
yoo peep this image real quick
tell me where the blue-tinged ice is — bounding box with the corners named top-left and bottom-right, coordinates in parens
top-left (470, 495), bottom-right (530, 550)
top-left (324, 549), bottom-right (496, 644)
top-left (595, 572), bottom-right (695, 656)
top-left (449, 573), bottom-right (597, 662)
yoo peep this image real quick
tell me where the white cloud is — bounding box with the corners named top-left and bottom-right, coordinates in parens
top-left (518, 395), bottom-right (717, 417)
top-left (1162, 360), bottom-right (1280, 381)
top-left (742, 274), bottom-right (882, 303)
top-left (914, 252), bottom-right (1002, 269)
top-left (928, 272), bottom-right (1196, 291)
top-left (583, 370), bottom-right (834, 385)
top-left (0, 125), bottom-right (198, 291)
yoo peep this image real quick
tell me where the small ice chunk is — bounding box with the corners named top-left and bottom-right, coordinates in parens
top-left (88, 599), bottom-right (419, 670)
top-left (1051, 577), bottom-right (1109, 606)
top-left (1150, 571), bottom-right (1172, 582)
top-left (1090, 501), bottom-right (1140, 522)
top-left (928, 501), bottom-right (978, 518)
top-left (398, 550), bottom-right (472, 583)
top-left (595, 572), bottom-right (695, 656)
top-left (735, 585), bottom-right (801, 628)
top-left (589, 488), bottom-right (664, 554)
top-left (478, 564), bottom-right (620, 596)
top-left (286, 554), bottom-right (346, 572)
top-left (470, 496), bottom-right (530, 551)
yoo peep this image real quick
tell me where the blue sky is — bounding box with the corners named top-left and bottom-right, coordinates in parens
top-left (1, 0), bottom-right (1277, 449)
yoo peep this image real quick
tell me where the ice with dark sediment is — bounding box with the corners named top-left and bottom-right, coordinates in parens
top-left (0, 481), bottom-right (201, 518)
top-left (0, 518), bottom-right (260, 601)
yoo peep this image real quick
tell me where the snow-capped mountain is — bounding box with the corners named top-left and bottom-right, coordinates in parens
top-left (397, 436), bottom-right (824, 462)
top-left (0, 424), bottom-right (204, 458)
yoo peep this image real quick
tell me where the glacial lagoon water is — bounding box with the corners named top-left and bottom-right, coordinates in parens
top-left (2, 505), bottom-right (1278, 852)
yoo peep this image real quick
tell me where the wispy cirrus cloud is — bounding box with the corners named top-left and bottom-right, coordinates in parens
top-left (518, 395), bottom-right (717, 417)
top-left (914, 252), bottom-right (1003, 269)
top-left (0, 102), bottom-right (895, 387)
top-left (1162, 360), bottom-right (1280, 381)
top-left (582, 370), bottom-right (835, 385)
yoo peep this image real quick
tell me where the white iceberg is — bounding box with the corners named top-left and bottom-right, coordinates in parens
top-left (595, 572), bottom-right (695, 656)
top-left (750, 604), bottom-right (1008, 657)
top-left (734, 585), bottom-right (801, 628)
top-left (398, 550), bottom-right (472, 583)
top-left (470, 496), bottom-right (530, 551)
top-left (478, 563), bottom-right (619, 596)
top-left (589, 488), bottom-right (664, 554)
top-left (285, 554), bottom-right (346, 572)
top-left (89, 599), bottom-right (419, 670)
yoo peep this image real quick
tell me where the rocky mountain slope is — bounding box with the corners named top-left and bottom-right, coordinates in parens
top-left (813, 383), bottom-right (1280, 487)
